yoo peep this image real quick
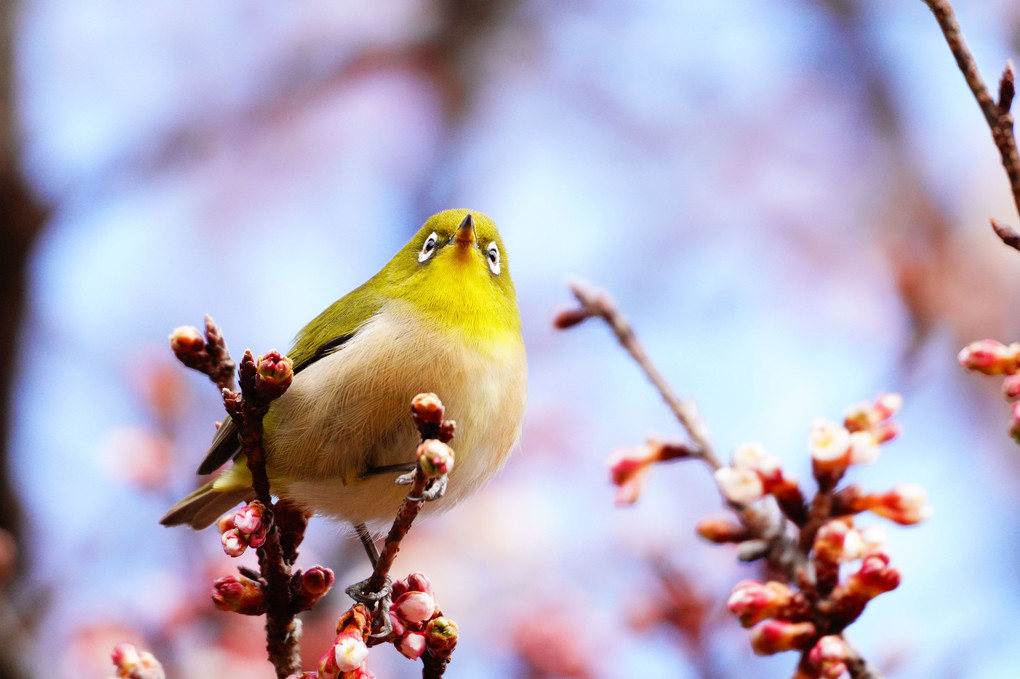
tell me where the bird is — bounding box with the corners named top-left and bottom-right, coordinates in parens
top-left (160, 209), bottom-right (527, 533)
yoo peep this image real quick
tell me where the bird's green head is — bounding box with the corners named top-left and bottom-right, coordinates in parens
top-left (380, 209), bottom-right (521, 344)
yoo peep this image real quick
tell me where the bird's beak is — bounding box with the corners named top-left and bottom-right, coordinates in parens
top-left (454, 213), bottom-right (476, 247)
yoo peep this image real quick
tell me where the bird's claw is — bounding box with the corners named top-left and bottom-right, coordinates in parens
top-left (395, 471), bottom-right (415, 486)
top-left (344, 577), bottom-right (394, 638)
top-left (404, 475), bottom-right (448, 502)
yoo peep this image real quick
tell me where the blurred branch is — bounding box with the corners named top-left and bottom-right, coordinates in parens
top-left (556, 280), bottom-right (921, 679)
top-left (0, 1), bottom-right (47, 678)
top-left (921, 0), bottom-right (1020, 243)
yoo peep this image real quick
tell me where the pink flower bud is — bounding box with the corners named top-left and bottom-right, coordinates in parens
top-left (695, 514), bottom-right (750, 543)
top-left (216, 512), bottom-right (236, 534)
top-left (727, 580), bottom-right (801, 628)
top-left (393, 590), bottom-right (437, 625)
top-left (169, 326), bottom-right (204, 357)
top-left (607, 449), bottom-right (652, 505)
top-left (846, 553), bottom-right (901, 599)
top-left (221, 528), bottom-right (247, 557)
top-left (300, 566), bottom-right (334, 597)
top-left (417, 439), bottom-right (455, 477)
top-left (808, 418), bottom-right (851, 465)
top-left (411, 393), bottom-right (445, 425)
top-left (732, 442), bottom-right (782, 477)
top-left (1009, 402), bottom-right (1020, 444)
top-left (863, 483), bottom-right (934, 525)
top-left (847, 431), bottom-right (880, 465)
top-left (713, 466), bottom-right (764, 504)
top-left (111, 642), bottom-right (166, 679)
top-left (808, 635), bottom-right (850, 679)
top-left (958, 339), bottom-right (1020, 375)
top-left (233, 501), bottom-right (266, 535)
top-left (813, 518), bottom-right (854, 565)
top-left (333, 632), bottom-right (370, 673)
top-left (255, 351), bottom-right (294, 400)
top-left (396, 632), bottom-right (427, 659)
top-left (424, 616), bottom-right (459, 654)
top-left (212, 574), bottom-right (266, 614)
top-left (749, 620), bottom-right (817, 655)
top-left (245, 522), bottom-right (270, 549)
top-left (1003, 374), bottom-right (1020, 401)
top-left (406, 572), bottom-right (432, 594)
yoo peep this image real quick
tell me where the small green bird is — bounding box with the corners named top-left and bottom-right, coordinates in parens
top-left (161, 209), bottom-right (527, 530)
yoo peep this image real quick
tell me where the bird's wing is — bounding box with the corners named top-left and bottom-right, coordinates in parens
top-left (194, 285), bottom-right (386, 476)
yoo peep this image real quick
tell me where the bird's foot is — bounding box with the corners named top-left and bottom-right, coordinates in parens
top-left (397, 473), bottom-right (448, 502)
top-left (345, 577), bottom-right (394, 638)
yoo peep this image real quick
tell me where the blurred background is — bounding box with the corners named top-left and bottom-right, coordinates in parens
top-left (3, 0), bottom-right (1020, 677)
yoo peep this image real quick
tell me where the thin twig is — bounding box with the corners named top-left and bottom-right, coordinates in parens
top-left (556, 278), bottom-right (721, 469)
top-left (921, 0), bottom-right (1020, 238)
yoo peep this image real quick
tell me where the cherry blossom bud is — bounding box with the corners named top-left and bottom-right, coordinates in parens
top-left (111, 642), bottom-right (166, 679)
top-left (607, 445), bottom-right (656, 506)
top-left (1003, 374), bottom-right (1020, 401)
top-left (411, 392), bottom-right (445, 424)
top-left (233, 501), bottom-right (266, 535)
top-left (846, 553), bottom-right (901, 599)
top-left (695, 514), bottom-right (750, 543)
top-left (396, 632), bottom-right (427, 659)
top-left (424, 617), bottom-right (459, 654)
top-left (862, 483), bottom-right (934, 525)
top-left (958, 339), bottom-right (1020, 374)
top-left (749, 620), bottom-right (817, 655)
top-left (169, 326), bottom-right (205, 360)
top-left (293, 566), bottom-right (334, 611)
top-left (813, 518), bottom-right (854, 565)
top-left (221, 528), bottom-right (247, 557)
top-left (847, 431), bottom-right (880, 465)
top-left (417, 439), bottom-right (455, 477)
top-left (714, 466), bottom-right (764, 504)
top-left (406, 572), bottom-right (432, 594)
top-left (1009, 402), bottom-right (1020, 444)
top-left (216, 513), bottom-right (236, 534)
top-left (393, 590), bottom-right (438, 625)
top-left (333, 632), bottom-right (370, 673)
top-left (255, 351), bottom-right (294, 400)
top-left (317, 644), bottom-right (340, 679)
top-left (727, 580), bottom-right (797, 627)
top-left (809, 635), bottom-right (850, 679)
top-left (808, 419), bottom-right (851, 466)
top-left (212, 574), bottom-right (266, 615)
top-left (732, 442), bottom-right (782, 477)
top-left (871, 420), bottom-right (900, 444)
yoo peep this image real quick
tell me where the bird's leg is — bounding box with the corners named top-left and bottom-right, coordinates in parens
top-left (354, 522), bottom-right (379, 567)
top-left (344, 523), bottom-right (393, 636)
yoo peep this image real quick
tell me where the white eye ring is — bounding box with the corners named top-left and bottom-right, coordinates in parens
top-left (418, 232), bottom-right (439, 263)
top-left (486, 242), bottom-right (500, 275)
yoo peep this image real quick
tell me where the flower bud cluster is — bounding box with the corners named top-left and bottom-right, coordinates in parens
top-left (607, 439), bottom-right (693, 505)
top-left (218, 501), bottom-right (271, 557)
top-left (111, 642), bottom-right (165, 679)
top-left (387, 572), bottom-right (456, 661)
top-left (691, 395), bottom-right (925, 676)
top-left (958, 339), bottom-right (1020, 443)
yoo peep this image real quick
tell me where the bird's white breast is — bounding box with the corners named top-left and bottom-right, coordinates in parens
top-left (264, 299), bottom-right (526, 527)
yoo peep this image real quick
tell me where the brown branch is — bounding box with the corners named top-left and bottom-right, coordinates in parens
top-left (173, 322), bottom-right (302, 679)
top-left (921, 0), bottom-right (1020, 237)
top-left (556, 280), bottom-right (896, 678)
top-left (366, 394), bottom-right (456, 596)
top-left (555, 278), bottom-right (721, 469)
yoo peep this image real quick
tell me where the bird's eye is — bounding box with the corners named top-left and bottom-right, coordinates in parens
top-left (418, 232), bottom-right (439, 263)
top-left (486, 242), bottom-right (500, 275)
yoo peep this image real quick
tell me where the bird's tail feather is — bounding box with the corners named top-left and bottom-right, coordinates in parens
top-left (159, 481), bottom-right (253, 530)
